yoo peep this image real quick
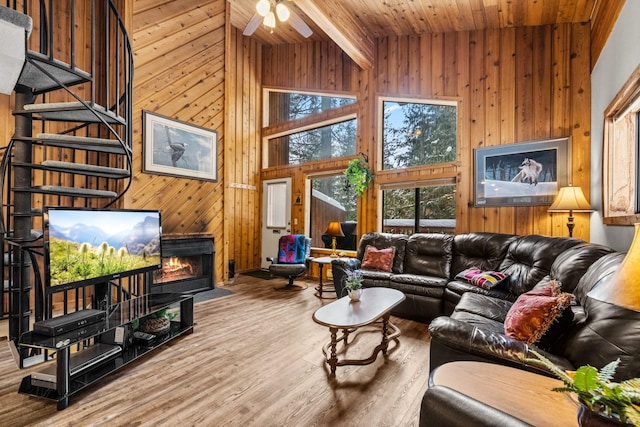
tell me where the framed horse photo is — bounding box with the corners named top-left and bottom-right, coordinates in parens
top-left (474, 137), bottom-right (570, 207)
top-left (142, 111), bottom-right (218, 181)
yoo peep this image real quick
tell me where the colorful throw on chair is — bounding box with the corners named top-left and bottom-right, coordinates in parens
top-left (278, 234), bottom-right (307, 263)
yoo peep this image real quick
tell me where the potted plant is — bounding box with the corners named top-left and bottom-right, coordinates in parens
top-left (344, 154), bottom-right (373, 197)
top-left (343, 269), bottom-right (363, 301)
top-left (527, 350), bottom-right (640, 426)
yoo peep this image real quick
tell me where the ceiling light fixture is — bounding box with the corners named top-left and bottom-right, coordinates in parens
top-left (276, 2), bottom-right (290, 22)
top-left (256, 0), bottom-right (270, 16)
top-left (255, 0), bottom-right (291, 30)
top-left (264, 10), bottom-right (276, 28)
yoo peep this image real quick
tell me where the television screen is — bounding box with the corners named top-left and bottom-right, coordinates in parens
top-left (44, 208), bottom-right (162, 291)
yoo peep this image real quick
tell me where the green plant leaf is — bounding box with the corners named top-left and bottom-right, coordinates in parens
top-left (573, 365), bottom-right (601, 393)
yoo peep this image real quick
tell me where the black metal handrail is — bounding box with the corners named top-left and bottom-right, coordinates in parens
top-left (0, 0), bottom-right (134, 342)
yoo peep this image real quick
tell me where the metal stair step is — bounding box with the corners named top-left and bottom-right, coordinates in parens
top-left (14, 186), bottom-right (118, 198)
top-left (40, 160), bottom-right (129, 178)
top-left (36, 133), bottom-right (128, 154)
top-left (18, 102), bottom-right (125, 125)
top-left (18, 52), bottom-right (91, 93)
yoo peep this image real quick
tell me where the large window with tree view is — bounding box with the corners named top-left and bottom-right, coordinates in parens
top-left (265, 90), bottom-right (357, 167)
top-left (381, 98), bottom-right (458, 235)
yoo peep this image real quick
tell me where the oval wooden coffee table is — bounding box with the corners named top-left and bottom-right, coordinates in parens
top-left (312, 287), bottom-right (405, 375)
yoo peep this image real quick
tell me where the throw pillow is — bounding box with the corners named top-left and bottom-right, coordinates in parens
top-left (361, 245), bottom-right (395, 272)
top-left (455, 268), bottom-right (508, 290)
top-left (504, 282), bottom-right (574, 344)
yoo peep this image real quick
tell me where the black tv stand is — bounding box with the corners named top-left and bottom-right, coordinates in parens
top-left (17, 293), bottom-right (194, 410)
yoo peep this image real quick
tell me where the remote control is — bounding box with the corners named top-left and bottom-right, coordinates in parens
top-left (133, 331), bottom-right (155, 342)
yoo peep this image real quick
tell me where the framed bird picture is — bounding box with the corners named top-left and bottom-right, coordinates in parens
top-left (142, 110), bottom-right (218, 181)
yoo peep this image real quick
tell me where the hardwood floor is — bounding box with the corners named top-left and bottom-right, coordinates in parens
top-left (0, 275), bottom-right (431, 426)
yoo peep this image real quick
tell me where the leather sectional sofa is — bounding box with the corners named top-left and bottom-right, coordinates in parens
top-left (331, 231), bottom-right (640, 382)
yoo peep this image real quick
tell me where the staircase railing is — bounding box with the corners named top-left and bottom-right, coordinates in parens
top-left (0, 0), bottom-right (133, 346)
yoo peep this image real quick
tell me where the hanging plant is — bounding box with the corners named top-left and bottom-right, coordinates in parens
top-left (344, 153), bottom-right (373, 197)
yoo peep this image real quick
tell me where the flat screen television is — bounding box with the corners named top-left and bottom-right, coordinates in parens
top-left (44, 208), bottom-right (162, 292)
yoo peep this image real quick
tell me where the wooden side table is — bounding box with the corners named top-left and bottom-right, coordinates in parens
top-left (429, 361), bottom-right (579, 426)
top-left (310, 256), bottom-right (338, 298)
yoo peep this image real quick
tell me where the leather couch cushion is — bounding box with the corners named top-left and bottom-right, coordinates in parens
top-left (450, 310), bottom-right (506, 335)
top-left (498, 235), bottom-right (583, 295)
top-left (387, 275), bottom-right (447, 298)
top-left (546, 243), bottom-right (616, 294)
top-left (357, 232), bottom-right (408, 274)
top-left (451, 232), bottom-right (518, 277)
top-left (572, 252), bottom-right (624, 307)
top-left (390, 274), bottom-right (448, 298)
top-left (445, 279), bottom-right (518, 303)
top-left (404, 233), bottom-right (453, 278)
top-left (558, 297), bottom-right (640, 381)
top-left (361, 270), bottom-right (393, 288)
top-left (453, 292), bottom-right (513, 323)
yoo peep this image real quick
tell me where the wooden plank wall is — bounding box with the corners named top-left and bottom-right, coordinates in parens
top-left (224, 26), bottom-right (263, 275)
top-left (262, 23), bottom-right (592, 242)
top-left (128, 0), bottom-right (227, 283)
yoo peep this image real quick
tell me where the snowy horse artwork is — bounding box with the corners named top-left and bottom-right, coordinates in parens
top-left (511, 158), bottom-right (543, 186)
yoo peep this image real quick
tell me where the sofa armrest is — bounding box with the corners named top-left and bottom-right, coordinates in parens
top-left (428, 316), bottom-right (573, 375)
top-left (331, 258), bottom-right (362, 298)
top-left (419, 386), bottom-right (529, 427)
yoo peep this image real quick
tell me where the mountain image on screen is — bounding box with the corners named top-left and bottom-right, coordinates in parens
top-left (46, 210), bottom-right (162, 288)
top-left (49, 215), bottom-right (160, 255)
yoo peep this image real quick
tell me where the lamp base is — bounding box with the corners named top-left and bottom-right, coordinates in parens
top-left (330, 237), bottom-right (339, 258)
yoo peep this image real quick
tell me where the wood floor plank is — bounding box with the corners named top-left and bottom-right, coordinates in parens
top-left (0, 275), bottom-right (431, 426)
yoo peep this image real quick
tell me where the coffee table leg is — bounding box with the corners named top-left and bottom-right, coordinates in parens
top-left (381, 313), bottom-right (390, 355)
top-left (329, 327), bottom-right (338, 375)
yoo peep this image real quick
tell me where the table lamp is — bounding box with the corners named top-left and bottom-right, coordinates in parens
top-left (325, 221), bottom-right (344, 258)
top-left (547, 186), bottom-right (593, 237)
top-left (588, 223), bottom-right (640, 312)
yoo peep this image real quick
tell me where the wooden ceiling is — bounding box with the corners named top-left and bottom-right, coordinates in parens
top-left (229, 0), bottom-right (599, 69)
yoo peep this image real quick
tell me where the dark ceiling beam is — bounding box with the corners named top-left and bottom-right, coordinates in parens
top-left (295, 0), bottom-right (375, 70)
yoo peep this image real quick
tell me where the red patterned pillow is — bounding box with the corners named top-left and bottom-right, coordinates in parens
top-left (504, 282), bottom-right (573, 344)
top-left (361, 245), bottom-right (396, 272)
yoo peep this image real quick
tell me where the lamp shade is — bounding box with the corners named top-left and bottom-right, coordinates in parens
top-left (588, 223), bottom-right (640, 312)
top-left (547, 186), bottom-right (592, 212)
top-left (324, 221), bottom-right (344, 237)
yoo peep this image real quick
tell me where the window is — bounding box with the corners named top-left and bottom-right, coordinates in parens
top-left (267, 118), bottom-right (356, 167)
top-left (265, 90), bottom-right (356, 126)
top-left (381, 98), bottom-right (457, 170)
top-left (603, 64), bottom-right (640, 224)
top-left (264, 89), bottom-right (357, 167)
top-left (309, 174), bottom-right (358, 250)
top-left (382, 180), bottom-right (456, 235)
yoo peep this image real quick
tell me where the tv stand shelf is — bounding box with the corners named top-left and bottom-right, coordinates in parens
top-left (17, 293), bottom-right (193, 410)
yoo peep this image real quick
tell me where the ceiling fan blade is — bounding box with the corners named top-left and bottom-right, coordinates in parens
top-left (243, 13), bottom-right (262, 36)
top-left (288, 10), bottom-right (312, 38)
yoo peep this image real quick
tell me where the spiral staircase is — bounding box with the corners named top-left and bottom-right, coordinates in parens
top-left (0, 1), bottom-right (133, 352)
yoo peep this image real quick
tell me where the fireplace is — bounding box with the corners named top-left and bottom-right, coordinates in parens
top-left (150, 236), bottom-right (215, 294)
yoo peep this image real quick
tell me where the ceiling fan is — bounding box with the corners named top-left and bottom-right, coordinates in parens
top-left (243, 0), bottom-right (313, 38)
